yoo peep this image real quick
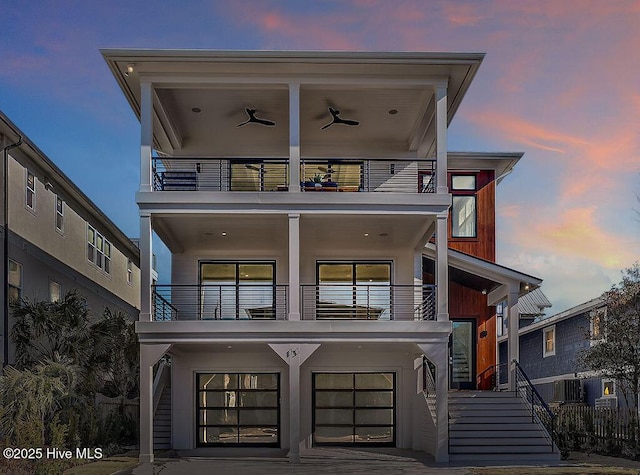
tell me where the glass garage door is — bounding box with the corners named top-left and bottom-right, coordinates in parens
top-left (197, 372), bottom-right (279, 446)
top-left (313, 372), bottom-right (395, 446)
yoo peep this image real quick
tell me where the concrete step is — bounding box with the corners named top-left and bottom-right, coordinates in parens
top-left (449, 452), bottom-right (560, 462)
top-left (154, 386), bottom-right (172, 450)
top-left (449, 416), bottom-right (533, 424)
top-left (447, 390), bottom-right (560, 462)
top-left (449, 391), bottom-right (515, 398)
top-left (450, 437), bottom-right (550, 446)
top-left (450, 445), bottom-right (555, 454)
top-left (449, 422), bottom-right (541, 431)
top-left (450, 430), bottom-right (545, 438)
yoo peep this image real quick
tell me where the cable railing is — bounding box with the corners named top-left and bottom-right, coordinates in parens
top-left (152, 284), bottom-right (288, 321)
top-left (475, 362), bottom-right (508, 390)
top-left (422, 356), bottom-right (438, 426)
top-left (151, 157), bottom-right (437, 193)
top-left (301, 158), bottom-right (436, 193)
top-left (300, 284), bottom-right (436, 320)
top-left (512, 359), bottom-right (557, 452)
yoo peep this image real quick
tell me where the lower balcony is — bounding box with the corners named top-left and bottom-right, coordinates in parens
top-left (151, 284), bottom-right (435, 321)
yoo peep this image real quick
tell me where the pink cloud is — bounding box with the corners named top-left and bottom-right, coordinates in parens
top-left (501, 206), bottom-right (637, 270)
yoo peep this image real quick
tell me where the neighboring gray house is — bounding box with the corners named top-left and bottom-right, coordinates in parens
top-left (0, 110), bottom-right (141, 366)
top-left (499, 297), bottom-right (624, 407)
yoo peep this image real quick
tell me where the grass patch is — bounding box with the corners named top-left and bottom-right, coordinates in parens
top-left (63, 456), bottom-right (138, 475)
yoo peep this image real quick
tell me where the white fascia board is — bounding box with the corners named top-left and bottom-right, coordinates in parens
top-left (135, 320), bottom-right (453, 344)
top-left (517, 297), bottom-right (605, 336)
top-left (423, 244), bottom-right (542, 288)
top-left (136, 191), bottom-right (452, 215)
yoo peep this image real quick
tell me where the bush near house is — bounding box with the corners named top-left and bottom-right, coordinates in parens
top-left (0, 291), bottom-right (138, 474)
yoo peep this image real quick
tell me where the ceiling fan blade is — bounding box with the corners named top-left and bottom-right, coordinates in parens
top-left (236, 120), bottom-right (250, 127)
top-left (255, 118), bottom-right (276, 127)
top-left (245, 164), bottom-right (261, 171)
top-left (343, 119), bottom-right (359, 126)
top-left (321, 121), bottom-right (334, 130)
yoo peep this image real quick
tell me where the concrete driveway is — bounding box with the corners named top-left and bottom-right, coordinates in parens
top-left (126, 448), bottom-right (568, 475)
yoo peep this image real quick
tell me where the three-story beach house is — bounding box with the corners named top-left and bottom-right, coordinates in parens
top-left (103, 50), bottom-right (549, 463)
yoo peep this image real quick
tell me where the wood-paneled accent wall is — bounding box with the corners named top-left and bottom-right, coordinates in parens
top-left (448, 170), bottom-right (496, 262)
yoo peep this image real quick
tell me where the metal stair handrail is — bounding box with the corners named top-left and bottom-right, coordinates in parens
top-left (512, 359), bottom-right (556, 452)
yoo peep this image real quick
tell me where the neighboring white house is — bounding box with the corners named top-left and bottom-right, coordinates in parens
top-left (0, 110), bottom-right (141, 366)
top-left (102, 50), bottom-right (547, 463)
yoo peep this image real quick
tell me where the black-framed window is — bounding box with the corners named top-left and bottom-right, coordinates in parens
top-left (25, 169), bottom-right (36, 211)
top-left (316, 262), bottom-right (392, 320)
top-left (199, 261), bottom-right (275, 319)
top-left (196, 372), bottom-right (280, 446)
top-left (313, 372), bottom-right (395, 446)
top-left (451, 174), bottom-right (477, 238)
top-left (55, 195), bottom-right (64, 232)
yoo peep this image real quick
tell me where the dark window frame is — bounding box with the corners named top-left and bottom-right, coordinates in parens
top-left (450, 173), bottom-right (478, 239)
top-left (199, 260), bottom-right (276, 320)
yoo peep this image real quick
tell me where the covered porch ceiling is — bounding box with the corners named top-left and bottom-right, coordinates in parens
top-left (153, 213), bottom-right (435, 254)
top-left (102, 50), bottom-right (484, 158)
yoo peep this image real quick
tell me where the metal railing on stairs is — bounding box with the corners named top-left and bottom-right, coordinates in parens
top-left (512, 359), bottom-right (557, 452)
top-left (475, 362), bottom-right (508, 390)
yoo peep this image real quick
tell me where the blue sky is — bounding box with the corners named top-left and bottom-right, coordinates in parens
top-left (1, 0), bottom-right (639, 314)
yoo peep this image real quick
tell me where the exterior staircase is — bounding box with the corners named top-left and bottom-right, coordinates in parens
top-left (153, 385), bottom-right (171, 450)
top-left (448, 391), bottom-right (561, 462)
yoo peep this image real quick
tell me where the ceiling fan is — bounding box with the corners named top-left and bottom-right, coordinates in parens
top-left (237, 108), bottom-right (276, 127)
top-left (321, 107), bottom-right (359, 130)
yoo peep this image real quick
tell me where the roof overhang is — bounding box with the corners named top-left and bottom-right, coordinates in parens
top-left (422, 244), bottom-right (542, 305)
top-left (101, 49), bottom-right (484, 158)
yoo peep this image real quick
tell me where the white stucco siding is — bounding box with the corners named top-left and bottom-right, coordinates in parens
top-left (168, 343), bottom-right (431, 452)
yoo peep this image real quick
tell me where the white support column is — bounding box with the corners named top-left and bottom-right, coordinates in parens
top-left (140, 214), bottom-right (153, 321)
top-left (140, 81), bottom-right (153, 192)
top-left (435, 84), bottom-right (448, 194)
top-left (507, 284), bottom-right (520, 391)
top-left (418, 342), bottom-right (450, 463)
top-left (289, 83), bottom-right (301, 192)
top-left (269, 343), bottom-right (320, 463)
top-left (436, 213), bottom-right (449, 322)
top-left (139, 343), bottom-right (171, 464)
top-left (288, 213), bottom-right (301, 320)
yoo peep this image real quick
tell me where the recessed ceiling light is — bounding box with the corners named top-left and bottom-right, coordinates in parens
top-left (388, 109), bottom-right (398, 115)
top-left (222, 232), bottom-right (227, 236)
top-left (227, 345), bottom-right (232, 349)
top-left (192, 107), bottom-right (202, 113)
top-left (364, 233), bottom-right (369, 237)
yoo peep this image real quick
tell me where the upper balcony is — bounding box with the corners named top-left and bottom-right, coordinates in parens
top-left (152, 157), bottom-right (436, 194)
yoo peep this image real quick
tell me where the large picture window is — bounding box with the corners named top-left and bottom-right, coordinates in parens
top-left (313, 372), bottom-right (395, 446)
top-left (197, 372), bottom-right (279, 446)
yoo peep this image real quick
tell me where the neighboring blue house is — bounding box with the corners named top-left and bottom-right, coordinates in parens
top-left (499, 297), bottom-right (624, 408)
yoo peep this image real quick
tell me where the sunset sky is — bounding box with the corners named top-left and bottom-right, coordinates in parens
top-left (1, 1), bottom-right (639, 314)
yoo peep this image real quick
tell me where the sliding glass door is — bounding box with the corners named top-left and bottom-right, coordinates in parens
top-left (316, 262), bottom-right (391, 320)
top-left (200, 262), bottom-right (275, 319)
